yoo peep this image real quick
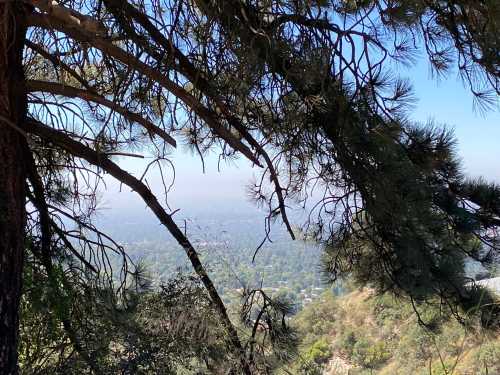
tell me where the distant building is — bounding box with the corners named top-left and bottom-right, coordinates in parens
top-left (475, 277), bottom-right (500, 295)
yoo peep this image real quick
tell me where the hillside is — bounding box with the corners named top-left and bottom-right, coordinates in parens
top-left (283, 289), bottom-right (500, 375)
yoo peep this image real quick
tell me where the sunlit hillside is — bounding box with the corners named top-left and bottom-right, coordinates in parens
top-left (283, 289), bottom-right (500, 375)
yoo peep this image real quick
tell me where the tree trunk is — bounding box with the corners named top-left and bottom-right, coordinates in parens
top-left (0, 3), bottom-right (29, 374)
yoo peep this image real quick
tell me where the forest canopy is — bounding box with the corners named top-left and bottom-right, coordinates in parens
top-left (0, 0), bottom-right (499, 374)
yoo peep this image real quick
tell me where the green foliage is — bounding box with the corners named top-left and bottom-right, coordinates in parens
top-left (304, 338), bottom-right (332, 365)
top-left (284, 289), bottom-right (500, 374)
top-left (429, 359), bottom-right (456, 375)
top-left (295, 359), bottom-right (323, 375)
top-left (17, 1), bottom-right (500, 374)
top-left (337, 330), bottom-right (357, 356)
top-left (394, 324), bottom-right (432, 364)
top-left (19, 265), bottom-right (235, 374)
top-left (352, 339), bottom-right (391, 369)
top-left (274, 291), bottom-right (339, 374)
top-left (19, 262), bottom-right (69, 374)
top-left (477, 340), bottom-right (500, 364)
top-left (118, 228), bottom-right (325, 309)
top-left (292, 292), bottom-right (338, 343)
top-left (239, 288), bottom-right (299, 371)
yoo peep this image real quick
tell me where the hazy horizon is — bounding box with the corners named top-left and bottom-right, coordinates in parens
top-left (97, 57), bottom-right (500, 227)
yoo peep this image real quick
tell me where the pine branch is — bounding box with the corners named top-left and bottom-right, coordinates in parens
top-left (28, 11), bottom-right (262, 167)
top-left (25, 117), bottom-right (253, 374)
top-left (27, 79), bottom-right (177, 148)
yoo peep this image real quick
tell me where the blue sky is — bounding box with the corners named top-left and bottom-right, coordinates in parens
top-left (100, 57), bottom-right (499, 217)
top-left (410, 61), bottom-right (500, 181)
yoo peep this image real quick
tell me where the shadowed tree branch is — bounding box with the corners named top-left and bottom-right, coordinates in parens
top-left (27, 79), bottom-right (177, 148)
top-left (28, 11), bottom-right (262, 167)
top-left (25, 117), bottom-right (252, 374)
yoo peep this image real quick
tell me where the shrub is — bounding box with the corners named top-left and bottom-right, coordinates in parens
top-left (352, 338), bottom-right (391, 369)
top-left (336, 329), bottom-right (357, 356)
top-left (304, 337), bottom-right (332, 365)
top-left (473, 340), bottom-right (500, 374)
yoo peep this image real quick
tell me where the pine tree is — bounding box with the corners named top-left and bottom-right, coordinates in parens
top-left (0, 0), bottom-right (499, 373)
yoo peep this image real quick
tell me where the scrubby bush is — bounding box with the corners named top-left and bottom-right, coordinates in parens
top-left (304, 338), bottom-right (332, 365)
top-left (395, 324), bottom-right (432, 364)
top-left (352, 338), bottom-right (391, 369)
top-left (474, 340), bottom-right (500, 374)
top-left (336, 329), bottom-right (357, 356)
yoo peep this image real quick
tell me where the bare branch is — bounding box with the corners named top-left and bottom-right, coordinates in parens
top-left (25, 117), bottom-right (252, 374)
top-left (28, 12), bottom-right (262, 167)
top-left (27, 79), bottom-right (177, 148)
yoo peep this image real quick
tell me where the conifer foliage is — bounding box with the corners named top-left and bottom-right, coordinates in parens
top-left (0, 0), bottom-right (498, 373)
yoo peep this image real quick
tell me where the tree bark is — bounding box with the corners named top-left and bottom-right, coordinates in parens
top-left (0, 3), bottom-right (29, 374)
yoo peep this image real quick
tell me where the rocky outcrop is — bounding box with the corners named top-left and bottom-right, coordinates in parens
top-left (323, 353), bottom-right (353, 375)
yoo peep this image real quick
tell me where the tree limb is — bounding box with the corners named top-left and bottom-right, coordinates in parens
top-left (27, 79), bottom-right (177, 148)
top-left (28, 11), bottom-right (262, 167)
top-left (104, 0), bottom-right (294, 238)
top-left (25, 40), bottom-right (95, 92)
top-left (25, 117), bottom-right (252, 374)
